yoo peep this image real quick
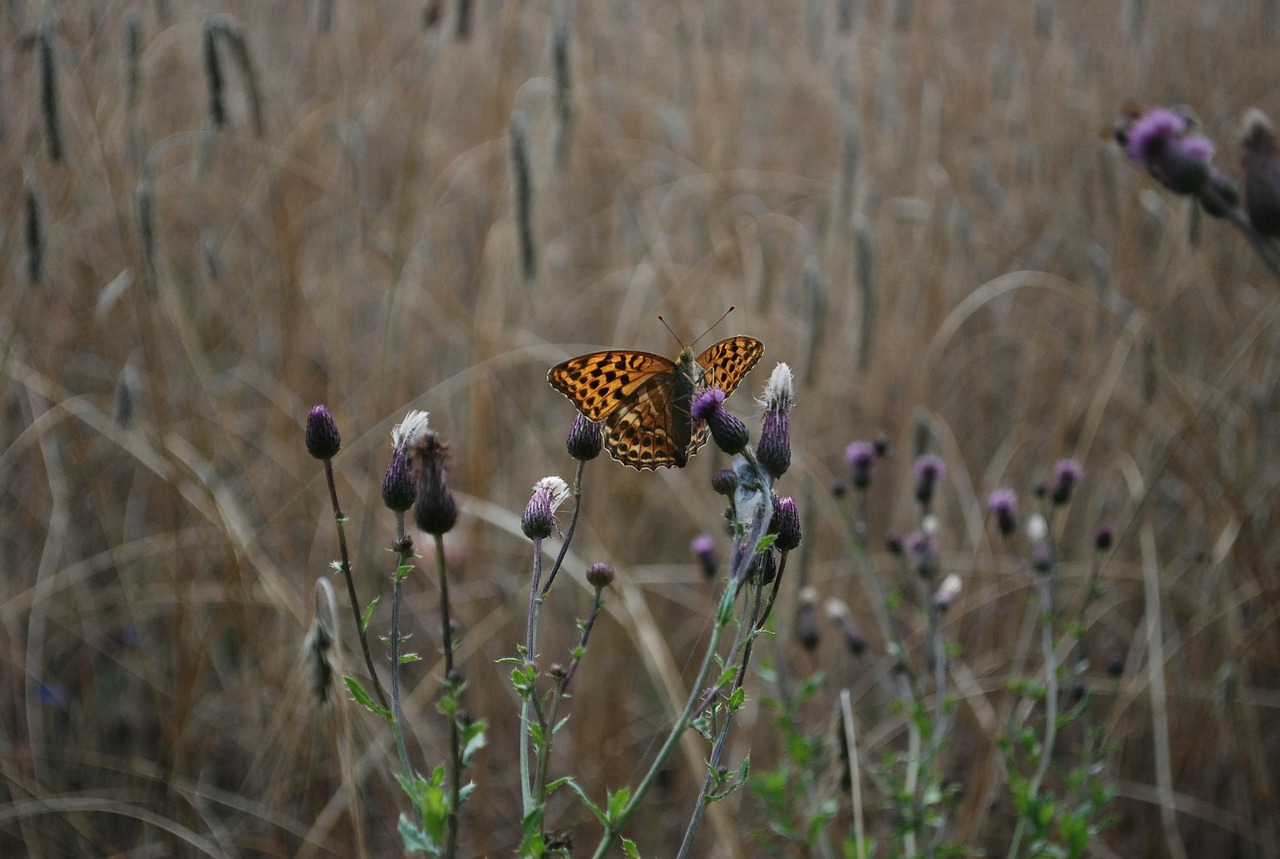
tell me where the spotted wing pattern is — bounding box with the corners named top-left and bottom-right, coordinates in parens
top-left (696, 336), bottom-right (765, 396)
top-left (547, 335), bottom-right (765, 470)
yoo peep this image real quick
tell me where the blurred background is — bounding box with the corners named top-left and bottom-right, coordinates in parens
top-left (2, 0), bottom-right (1279, 855)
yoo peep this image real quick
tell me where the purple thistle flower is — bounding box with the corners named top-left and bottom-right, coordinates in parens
top-left (381, 447), bottom-right (416, 512)
top-left (690, 534), bottom-right (718, 579)
top-left (305, 405), bottom-right (341, 460)
top-left (566, 413), bottom-right (604, 461)
top-left (521, 477), bottom-right (569, 540)
top-left (913, 454), bottom-right (947, 506)
top-left (756, 364), bottom-right (794, 480)
top-left (1050, 458), bottom-right (1084, 506)
top-left (412, 432), bottom-right (458, 536)
top-left (692, 387), bottom-right (750, 456)
top-left (987, 488), bottom-right (1018, 537)
top-left (845, 441), bottom-right (876, 490)
top-left (905, 529), bottom-right (938, 578)
top-left (771, 496), bottom-right (802, 552)
top-left (1124, 107), bottom-right (1213, 195)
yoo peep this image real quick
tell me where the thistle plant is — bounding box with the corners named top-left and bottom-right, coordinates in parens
top-left (306, 406), bottom-right (485, 858)
top-left (749, 442), bottom-right (1115, 858)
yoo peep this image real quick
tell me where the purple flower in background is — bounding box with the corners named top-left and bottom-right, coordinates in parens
top-left (987, 488), bottom-right (1018, 537)
top-left (1124, 107), bottom-right (1214, 195)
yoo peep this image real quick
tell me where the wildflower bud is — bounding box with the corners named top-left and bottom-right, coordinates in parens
top-left (521, 476), bottom-right (570, 540)
top-left (825, 598), bottom-right (866, 656)
top-left (412, 432), bottom-right (458, 536)
top-left (832, 482), bottom-right (847, 499)
top-left (1240, 109), bottom-right (1280, 236)
top-left (585, 561), bottom-right (614, 590)
top-left (933, 573), bottom-right (963, 611)
top-left (305, 405), bottom-right (341, 460)
top-left (885, 531), bottom-right (904, 556)
top-left (566, 413), bottom-right (604, 461)
top-left (987, 489), bottom-right (1018, 537)
top-left (692, 387), bottom-right (749, 456)
top-left (1106, 651), bottom-right (1125, 677)
top-left (756, 363), bottom-right (794, 480)
top-left (906, 529), bottom-right (938, 578)
top-left (549, 663), bottom-right (568, 681)
top-left (711, 469), bottom-right (738, 496)
top-left (771, 496), bottom-right (802, 551)
top-left (381, 448), bottom-right (416, 512)
top-left (1123, 107), bottom-right (1213, 195)
top-left (913, 454), bottom-right (947, 507)
top-left (873, 435), bottom-right (889, 458)
top-left (1095, 524), bottom-right (1114, 551)
top-left (446, 667), bottom-right (464, 686)
top-left (845, 441), bottom-right (876, 490)
top-left (1050, 458), bottom-right (1084, 506)
top-left (690, 534), bottom-right (717, 579)
top-left (796, 586), bottom-right (820, 651)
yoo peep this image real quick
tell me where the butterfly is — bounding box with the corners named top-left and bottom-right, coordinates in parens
top-left (548, 336), bottom-right (765, 470)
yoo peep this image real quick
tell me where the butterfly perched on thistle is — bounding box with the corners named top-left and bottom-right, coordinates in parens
top-left (548, 334), bottom-right (765, 470)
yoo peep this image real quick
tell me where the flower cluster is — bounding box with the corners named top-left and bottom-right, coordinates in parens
top-left (1119, 104), bottom-right (1280, 241)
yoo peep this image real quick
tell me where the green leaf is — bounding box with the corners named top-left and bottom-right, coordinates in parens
top-left (714, 665), bottom-right (739, 689)
top-left (400, 651), bottom-right (421, 664)
top-left (361, 596), bottom-right (380, 631)
top-left (344, 676), bottom-right (391, 722)
top-left (460, 720), bottom-right (488, 765)
top-left (398, 814), bottom-right (438, 855)
top-left (621, 838), bottom-right (640, 859)
top-left (754, 533), bottom-right (778, 553)
top-left (606, 787), bottom-right (632, 824)
top-left (560, 778), bottom-right (603, 824)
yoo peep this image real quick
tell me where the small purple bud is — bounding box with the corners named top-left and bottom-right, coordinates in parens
top-left (756, 364), bottom-right (794, 480)
top-left (1050, 459), bottom-right (1084, 506)
top-left (1095, 524), bottom-right (1114, 552)
top-left (382, 448), bottom-right (416, 512)
top-left (305, 405), bottom-right (341, 460)
top-left (412, 432), bottom-right (458, 536)
top-left (913, 454), bottom-right (947, 506)
top-left (987, 489), bottom-right (1018, 537)
top-left (585, 562), bottom-right (615, 590)
top-left (711, 469), bottom-right (738, 496)
top-left (566, 413), bottom-right (604, 461)
top-left (845, 441), bottom-right (876, 490)
top-left (690, 534), bottom-right (718, 579)
top-left (771, 496), bottom-right (802, 551)
top-left (692, 387), bottom-right (749, 456)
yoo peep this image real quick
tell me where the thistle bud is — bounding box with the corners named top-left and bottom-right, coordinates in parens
top-left (521, 477), bottom-right (570, 540)
top-left (692, 387), bottom-right (749, 456)
top-left (796, 586), bottom-right (820, 651)
top-left (566, 413), bottom-right (604, 461)
top-left (756, 363), bottom-right (794, 480)
top-left (845, 441), bottom-right (876, 490)
top-left (412, 432), bottom-right (458, 536)
top-left (771, 496), bottom-right (802, 552)
top-left (585, 561), bottom-right (614, 590)
top-left (690, 534), bottom-right (717, 579)
top-left (1050, 459), bottom-right (1084, 506)
top-left (305, 405), bottom-right (341, 460)
top-left (987, 489), bottom-right (1018, 537)
top-left (913, 454), bottom-right (947, 507)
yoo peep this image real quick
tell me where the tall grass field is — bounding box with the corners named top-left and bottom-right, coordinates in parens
top-left (3, 1), bottom-right (1279, 856)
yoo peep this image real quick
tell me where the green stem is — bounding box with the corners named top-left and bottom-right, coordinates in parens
top-left (434, 534), bottom-right (461, 859)
top-left (325, 458), bottom-right (388, 710)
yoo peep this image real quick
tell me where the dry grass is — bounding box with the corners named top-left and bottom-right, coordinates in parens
top-left (3, 1), bottom-right (1279, 856)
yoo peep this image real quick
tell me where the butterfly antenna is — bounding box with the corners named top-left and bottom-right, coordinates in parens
top-left (691, 307), bottom-right (735, 347)
top-left (657, 314), bottom-right (687, 349)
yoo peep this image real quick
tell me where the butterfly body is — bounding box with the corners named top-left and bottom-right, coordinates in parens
top-left (548, 336), bottom-right (765, 470)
